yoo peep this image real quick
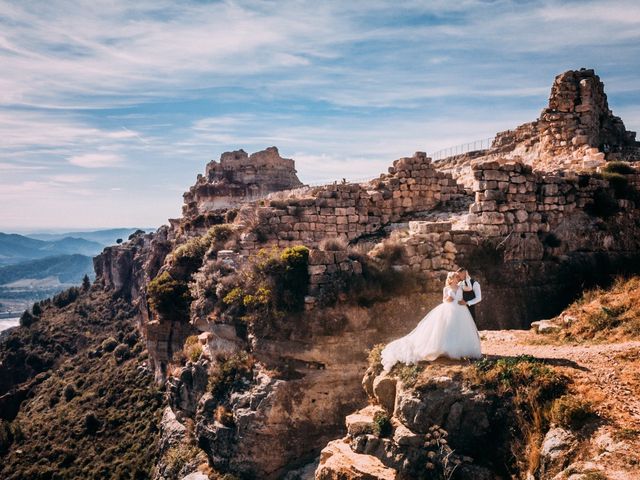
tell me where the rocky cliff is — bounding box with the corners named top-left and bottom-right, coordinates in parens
top-left (20, 68), bottom-right (637, 479)
top-left (315, 279), bottom-right (640, 479)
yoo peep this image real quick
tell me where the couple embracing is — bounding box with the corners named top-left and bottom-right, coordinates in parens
top-left (381, 268), bottom-right (482, 372)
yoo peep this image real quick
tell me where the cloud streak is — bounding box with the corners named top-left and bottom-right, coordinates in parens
top-left (0, 0), bottom-right (639, 229)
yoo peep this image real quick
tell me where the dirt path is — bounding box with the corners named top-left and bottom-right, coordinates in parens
top-left (480, 329), bottom-right (640, 479)
top-left (481, 330), bottom-right (640, 426)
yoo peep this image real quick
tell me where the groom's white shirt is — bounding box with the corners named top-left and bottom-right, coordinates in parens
top-left (460, 277), bottom-right (482, 306)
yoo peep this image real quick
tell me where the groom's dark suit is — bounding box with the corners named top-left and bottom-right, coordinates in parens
top-left (462, 277), bottom-right (481, 321)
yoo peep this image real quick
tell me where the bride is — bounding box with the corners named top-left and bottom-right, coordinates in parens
top-left (381, 271), bottom-right (482, 371)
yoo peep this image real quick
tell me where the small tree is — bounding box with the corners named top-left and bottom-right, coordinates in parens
top-left (147, 272), bottom-right (191, 321)
top-left (116, 238), bottom-right (123, 244)
top-left (19, 310), bottom-right (35, 328)
top-left (31, 302), bottom-right (42, 316)
top-left (82, 274), bottom-right (91, 291)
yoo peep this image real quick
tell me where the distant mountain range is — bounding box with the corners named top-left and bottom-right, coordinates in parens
top-left (0, 254), bottom-right (94, 286)
top-left (0, 233), bottom-right (102, 266)
top-left (0, 228), bottom-right (153, 266)
top-left (0, 228), bottom-right (151, 313)
top-left (26, 228), bottom-right (153, 246)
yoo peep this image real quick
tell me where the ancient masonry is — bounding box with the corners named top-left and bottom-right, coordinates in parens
top-left (437, 68), bottom-right (640, 185)
top-left (95, 68), bottom-right (640, 374)
top-left (182, 146), bottom-right (303, 216)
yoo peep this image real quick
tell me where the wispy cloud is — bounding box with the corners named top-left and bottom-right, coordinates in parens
top-left (0, 0), bottom-right (639, 229)
top-left (68, 153), bottom-right (123, 168)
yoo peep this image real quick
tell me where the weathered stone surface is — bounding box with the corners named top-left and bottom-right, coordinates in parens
top-left (315, 440), bottom-right (398, 480)
top-left (183, 147), bottom-right (303, 215)
top-left (372, 374), bottom-right (397, 411)
top-left (539, 427), bottom-right (577, 477)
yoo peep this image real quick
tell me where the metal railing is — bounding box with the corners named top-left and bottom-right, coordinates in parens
top-left (429, 137), bottom-right (494, 161)
top-left (300, 137), bottom-right (497, 186)
top-left (304, 175), bottom-right (382, 187)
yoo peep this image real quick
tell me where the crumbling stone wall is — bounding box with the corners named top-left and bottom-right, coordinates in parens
top-left (238, 152), bottom-right (466, 253)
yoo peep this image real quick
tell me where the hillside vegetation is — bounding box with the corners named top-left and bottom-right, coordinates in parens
top-left (0, 287), bottom-right (163, 479)
top-left (0, 254), bottom-right (94, 286)
top-left (538, 277), bottom-right (640, 343)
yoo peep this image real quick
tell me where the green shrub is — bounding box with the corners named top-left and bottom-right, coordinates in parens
top-left (372, 411), bottom-right (392, 437)
top-left (471, 355), bottom-right (567, 400)
top-left (602, 171), bottom-right (629, 198)
top-left (84, 411), bottom-right (101, 434)
top-left (31, 302), bottom-right (42, 316)
top-left (603, 161), bottom-right (634, 175)
top-left (223, 287), bottom-right (244, 306)
top-left (147, 271), bottom-right (192, 321)
top-left (19, 310), bottom-right (36, 328)
top-left (52, 286), bottom-right (80, 308)
top-left (586, 305), bottom-right (625, 331)
top-left (101, 337), bottom-right (118, 352)
top-left (173, 236), bottom-right (210, 270)
top-left (208, 352), bottom-right (254, 401)
top-left (392, 363), bottom-right (423, 387)
top-left (367, 344), bottom-right (385, 373)
top-left (549, 395), bottom-right (595, 430)
top-left (62, 384), bottom-right (76, 401)
top-left (231, 246), bottom-right (309, 316)
top-left (164, 443), bottom-right (201, 477)
top-left (184, 335), bottom-right (203, 362)
top-left (586, 188), bottom-right (619, 217)
top-left (208, 224), bottom-right (235, 244)
top-left (113, 344), bottom-right (130, 362)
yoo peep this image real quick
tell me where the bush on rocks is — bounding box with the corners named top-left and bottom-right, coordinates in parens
top-left (549, 395), bottom-right (594, 430)
top-left (113, 344), bottom-right (130, 362)
top-left (147, 271), bottom-right (192, 321)
top-left (101, 337), bottom-right (118, 352)
top-left (62, 384), bottom-right (77, 402)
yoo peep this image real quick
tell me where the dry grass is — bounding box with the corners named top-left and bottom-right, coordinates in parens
top-left (556, 277), bottom-right (640, 342)
top-left (467, 356), bottom-right (570, 476)
top-left (183, 335), bottom-right (203, 362)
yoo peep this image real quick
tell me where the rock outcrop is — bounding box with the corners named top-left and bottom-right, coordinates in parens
top-left (316, 364), bottom-right (511, 480)
top-left (437, 68), bottom-right (640, 186)
top-left (182, 146), bottom-right (303, 218)
top-left (86, 69), bottom-right (640, 479)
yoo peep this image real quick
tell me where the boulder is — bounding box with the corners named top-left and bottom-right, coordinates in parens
top-left (372, 375), bottom-right (397, 411)
top-left (315, 440), bottom-right (398, 480)
top-left (540, 427), bottom-right (577, 477)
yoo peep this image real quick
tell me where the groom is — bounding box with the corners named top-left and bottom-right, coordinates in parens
top-left (456, 268), bottom-right (482, 321)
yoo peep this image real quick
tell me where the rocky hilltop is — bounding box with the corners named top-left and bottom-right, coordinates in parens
top-left (438, 68), bottom-right (640, 185)
top-left (182, 147), bottom-right (303, 220)
top-left (2, 69), bottom-right (640, 480)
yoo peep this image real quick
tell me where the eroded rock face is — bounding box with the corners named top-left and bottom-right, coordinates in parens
top-left (183, 147), bottom-right (303, 216)
top-left (315, 367), bottom-right (502, 480)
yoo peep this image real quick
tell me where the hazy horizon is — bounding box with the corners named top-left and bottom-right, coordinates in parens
top-left (2, 0), bottom-right (640, 230)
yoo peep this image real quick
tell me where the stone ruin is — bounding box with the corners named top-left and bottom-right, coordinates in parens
top-left (95, 68), bottom-right (640, 377)
top-left (90, 69), bottom-right (640, 479)
top-left (437, 68), bottom-right (640, 186)
top-left (181, 146), bottom-right (303, 217)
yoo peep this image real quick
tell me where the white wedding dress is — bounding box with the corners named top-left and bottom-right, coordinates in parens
top-left (381, 286), bottom-right (482, 371)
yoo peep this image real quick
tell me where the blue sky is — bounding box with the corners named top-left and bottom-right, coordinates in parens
top-left (1, 0), bottom-right (640, 231)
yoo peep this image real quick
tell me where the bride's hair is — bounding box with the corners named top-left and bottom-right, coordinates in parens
top-left (446, 271), bottom-right (457, 285)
